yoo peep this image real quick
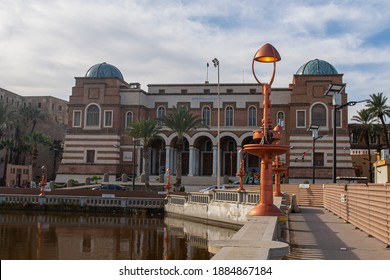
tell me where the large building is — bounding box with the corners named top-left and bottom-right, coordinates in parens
top-left (56, 60), bottom-right (355, 183)
top-left (0, 88), bottom-right (68, 184)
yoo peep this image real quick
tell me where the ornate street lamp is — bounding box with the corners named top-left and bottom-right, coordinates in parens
top-left (244, 43), bottom-right (289, 217)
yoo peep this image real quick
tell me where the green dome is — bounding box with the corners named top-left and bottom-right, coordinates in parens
top-left (85, 62), bottom-right (124, 80)
top-left (296, 59), bottom-right (338, 75)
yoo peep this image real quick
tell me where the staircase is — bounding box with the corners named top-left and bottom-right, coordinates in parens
top-left (148, 175), bottom-right (237, 186)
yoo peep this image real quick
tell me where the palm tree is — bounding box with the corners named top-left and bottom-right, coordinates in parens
top-left (0, 102), bottom-right (16, 139)
top-left (124, 118), bottom-right (162, 188)
top-left (24, 132), bottom-right (50, 181)
top-left (161, 105), bottom-right (205, 191)
top-left (366, 92), bottom-right (390, 148)
top-left (20, 106), bottom-right (45, 134)
top-left (0, 139), bottom-right (16, 185)
top-left (351, 109), bottom-right (376, 183)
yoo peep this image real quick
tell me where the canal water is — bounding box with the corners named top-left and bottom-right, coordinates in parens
top-left (0, 211), bottom-right (237, 260)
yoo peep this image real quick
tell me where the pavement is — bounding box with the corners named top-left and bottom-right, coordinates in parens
top-left (284, 206), bottom-right (390, 260)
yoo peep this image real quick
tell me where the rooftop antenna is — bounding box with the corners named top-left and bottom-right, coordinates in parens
top-left (205, 62), bottom-right (209, 83)
top-left (242, 70), bottom-right (245, 83)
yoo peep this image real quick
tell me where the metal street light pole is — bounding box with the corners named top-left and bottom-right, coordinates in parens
top-left (212, 58), bottom-right (221, 188)
top-left (132, 138), bottom-right (137, 190)
top-left (308, 125), bottom-right (321, 184)
top-left (325, 83), bottom-right (369, 183)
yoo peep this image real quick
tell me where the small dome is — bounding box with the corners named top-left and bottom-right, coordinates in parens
top-left (296, 59), bottom-right (338, 75)
top-left (85, 62), bottom-right (124, 80)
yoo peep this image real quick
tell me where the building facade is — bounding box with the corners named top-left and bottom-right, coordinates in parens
top-left (0, 88), bottom-right (68, 184)
top-left (56, 60), bottom-right (355, 183)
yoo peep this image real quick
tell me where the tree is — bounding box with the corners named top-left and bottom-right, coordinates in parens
top-left (351, 109), bottom-right (377, 183)
top-left (0, 140), bottom-right (16, 185)
top-left (366, 92), bottom-right (390, 149)
top-left (161, 105), bottom-right (205, 191)
top-left (0, 102), bottom-right (15, 139)
top-left (124, 118), bottom-right (162, 188)
top-left (24, 132), bottom-right (51, 181)
top-left (20, 106), bottom-right (45, 134)
top-left (49, 139), bottom-right (63, 180)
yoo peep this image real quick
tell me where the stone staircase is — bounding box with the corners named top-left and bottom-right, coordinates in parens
top-left (148, 175), bottom-right (237, 186)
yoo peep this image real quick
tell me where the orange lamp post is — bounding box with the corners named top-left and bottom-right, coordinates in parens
top-left (244, 43), bottom-right (289, 217)
top-left (39, 165), bottom-right (47, 196)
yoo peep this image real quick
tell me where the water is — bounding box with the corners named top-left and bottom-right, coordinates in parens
top-left (0, 211), bottom-right (237, 260)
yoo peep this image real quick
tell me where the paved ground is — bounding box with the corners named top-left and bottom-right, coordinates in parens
top-left (284, 207), bottom-right (390, 260)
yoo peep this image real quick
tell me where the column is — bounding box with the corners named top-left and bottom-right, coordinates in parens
top-left (212, 146), bottom-right (217, 177)
top-left (136, 147), bottom-right (141, 176)
top-left (165, 146), bottom-right (171, 175)
top-left (188, 146), bottom-right (194, 176)
top-left (236, 146), bottom-right (241, 174)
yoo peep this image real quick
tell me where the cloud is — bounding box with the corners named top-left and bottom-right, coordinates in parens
top-left (0, 0), bottom-right (389, 120)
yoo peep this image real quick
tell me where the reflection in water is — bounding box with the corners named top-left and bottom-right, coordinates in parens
top-left (0, 211), bottom-right (237, 260)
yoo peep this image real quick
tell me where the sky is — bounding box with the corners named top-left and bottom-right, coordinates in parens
top-left (1, 0), bottom-right (390, 121)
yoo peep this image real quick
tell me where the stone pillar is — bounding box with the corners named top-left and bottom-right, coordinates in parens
top-left (188, 146), bottom-right (194, 176)
top-left (165, 146), bottom-right (171, 175)
top-left (103, 173), bottom-right (109, 182)
top-left (136, 146), bottom-right (141, 176)
top-left (212, 146), bottom-right (217, 177)
top-left (236, 146), bottom-right (241, 174)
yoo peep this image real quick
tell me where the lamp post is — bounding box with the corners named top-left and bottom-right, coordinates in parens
top-left (212, 58), bottom-right (221, 188)
top-left (132, 138), bottom-right (137, 190)
top-left (324, 84), bottom-right (368, 183)
top-left (307, 124), bottom-right (322, 184)
top-left (244, 43), bottom-right (289, 217)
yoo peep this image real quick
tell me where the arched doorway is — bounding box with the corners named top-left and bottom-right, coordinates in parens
top-left (150, 138), bottom-right (165, 175)
top-left (220, 136), bottom-right (238, 176)
top-left (193, 136), bottom-right (213, 176)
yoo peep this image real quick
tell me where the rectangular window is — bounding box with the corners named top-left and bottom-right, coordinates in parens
top-left (351, 133), bottom-right (359, 144)
top-left (296, 110), bottom-right (306, 128)
top-left (314, 152), bottom-right (324, 167)
top-left (370, 133), bottom-right (377, 145)
top-left (335, 110), bottom-right (341, 128)
top-left (73, 111), bottom-right (82, 127)
top-left (104, 111), bottom-right (113, 127)
top-left (86, 150), bottom-right (95, 163)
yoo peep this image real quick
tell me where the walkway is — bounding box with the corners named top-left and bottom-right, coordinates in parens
top-left (284, 207), bottom-right (390, 260)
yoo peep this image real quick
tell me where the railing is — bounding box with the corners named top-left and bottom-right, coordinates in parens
top-left (323, 184), bottom-right (390, 246)
top-left (169, 190), bottom-right (259, 206)
top-left (0, 194), bottom-right (165, 209)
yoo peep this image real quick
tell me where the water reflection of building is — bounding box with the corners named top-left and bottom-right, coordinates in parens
top-left (0, 212), bottom-right (234, 260)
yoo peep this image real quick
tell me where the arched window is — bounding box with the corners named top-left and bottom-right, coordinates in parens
top-left (202, 106), bottom-right (211, 126)
top-left (125, 111), bottom-right (133, 127)
top-left (86, 104), bottom-right (100, 127)
top-left (277, 111), bottom-right (285, 127)
top-left (225, 106), bottom-right (234, 126)
top-left (311, 104), bottom-right (326, 127)
top-left (248, 106), bottom-right (257, 126)
top-left (204, 140), bottom-right (212, 151)
top-left (157, 106), bottom-right (166, 119)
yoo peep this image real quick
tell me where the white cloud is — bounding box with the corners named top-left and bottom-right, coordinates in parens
top-left (0, 0), bottom-right (389, 120)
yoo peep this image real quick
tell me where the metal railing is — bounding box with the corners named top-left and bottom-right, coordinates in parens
top-left (168, 190), bottom-right (259, 206)
top-left (0, 194), bottom-right (165, 209)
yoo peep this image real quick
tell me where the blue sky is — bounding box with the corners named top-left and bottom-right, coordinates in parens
top-left (1, 0), bottom-right (390, 120)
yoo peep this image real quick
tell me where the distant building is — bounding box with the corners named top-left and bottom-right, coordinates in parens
top-left (0, 87), bottom-right (68, 184)
top-left (57, 60), bottom-right (355, 183)
top-left (349, 123), bottom-right (390, 182)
